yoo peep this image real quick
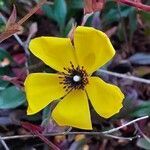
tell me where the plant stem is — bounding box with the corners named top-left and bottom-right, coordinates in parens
top-left (116, 0), bottom-right (150, 12)
top-left (134, 123), bottom-right (150, 143)
top-left (104, 134), bottom-right (139, 140)
top-left (1, 116), bottom-right (148, 140)
top-left (97, 69), bottom-right (150, 84)
top-left (0, 137), bottom-right (9, 150)
top-left (102, 116), bottom-right (149, 134)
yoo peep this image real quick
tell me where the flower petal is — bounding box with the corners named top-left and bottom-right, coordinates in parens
top-left (52, 90), bottom-right (92, 130)
top-left (86, 77), bottom-right (124, 118)
top-left (24, 73), bottom-right (66, 115)
top-left (29, 37), bottom-right (77, 72)
top-left (74, 26), bottom-right (115, 74)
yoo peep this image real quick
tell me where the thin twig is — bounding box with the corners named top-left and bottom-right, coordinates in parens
top-left (13, 34), bottom-right (30, 75)
top-left (0, 137), bottom-right (9, 150)
top-left (15, 35), bottom-right (29, 54)
top-left (0, 133), bottom-right (138, 141)
top-left (98, 69), bottom-right (150, 84)
top-left (104, 134), bottom-right (140, 141)
top-left (102, 116), bottom-right (149, 134)
top-left (1, 116), bottom-right (148, 140)
top-left (134, 123), bottom-right (150, 143)
top-left (13, 34), bottom-right (30, 55)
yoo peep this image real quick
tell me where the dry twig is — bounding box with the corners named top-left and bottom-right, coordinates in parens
top-left (0, 137), bottom-right (9, 150)
top-left (0, 0), bottom-right (47, 43)
top-left (1, 116), bottom-right (148, 141)
top-left (98, 69), bottom-right (150, 84)
top-left (117, 0), bottom-right (150, 12)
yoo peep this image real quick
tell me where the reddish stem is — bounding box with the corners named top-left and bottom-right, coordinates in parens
top-left (21, 122), bottom-right (60, 150)
top-left (117, 0), bottom-right (150, 12)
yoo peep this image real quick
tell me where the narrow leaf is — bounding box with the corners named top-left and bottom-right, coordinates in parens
top-left (5, 5), bottom-right (17, 30)
top-left (21, 122), bottom-right (60, 150)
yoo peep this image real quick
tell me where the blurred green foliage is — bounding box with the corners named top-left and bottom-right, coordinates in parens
top-left (0, 48), bottom-right (12, 76)
top-left (42, 0), bottom-right (83, 36)
top-left (131, 101), bottom-right (150, 117)
top-left (40, 0), bottom-right (147, 42)
top-left (137, 138), bottom-right (150, 150)
top-left (0, 86), bottom-right (25, 109)
top-left (42, 0), bottom-right (67, 32)
top-left (0, 2), bottom-right (149, 148)
top-left (0, 48), bottom-right (26, 108)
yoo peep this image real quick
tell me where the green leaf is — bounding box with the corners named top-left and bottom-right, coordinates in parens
top-left (139, 11), bottom-right (150, 23)
top-left (129, 8), bottom-right (137, 41)
top-left (130, 101), bottom-right (150, 117)
top-left (42, 104), bottom-right (51, 121)
top-left (0, 86), bottom-right (26, 109)
top-left (102, 5), bottom-right (134, 25)
top-left (137, 138), bottom-right (150, 150)
top-left (0, 67), bottom-right (11, 76)
top-left (42, 0), bottom-right (67, 31)
top-left (0, 48), bottom-right (13, 76)
top-left (42, 104), bottom-right (51, 126)
top-left (0, 0), bottom-right (6, 9)
top-left (62, 18), bottom-right (75, 37)
top-left (53, 0), bottom-right (67, 27)
top-left (66, 0), bottom-right (83, 9)
top-left (0, 0), bottom-right (4, 9)
top-left (117, 22), bottom-right (125, 41)
top-left (139, 11), bottom-right (150, 35)
top-left (0, 17), bottom-right (5, 32)
top-left (0, 48), bottom-right (13, 62)
top-left (102, 0), bottom-right (117, 13)
top-left (0, 79), bottom-right (9, 91)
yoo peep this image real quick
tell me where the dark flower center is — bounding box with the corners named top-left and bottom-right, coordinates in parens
top-left (59, 62), bottom-right (88, 91)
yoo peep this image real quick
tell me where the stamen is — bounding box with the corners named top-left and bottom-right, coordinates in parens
top-left (59, 62), bottom-right (88, 91)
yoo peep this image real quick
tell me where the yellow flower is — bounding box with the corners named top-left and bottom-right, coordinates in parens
top-left (24, 26), bottom-right (124, 130)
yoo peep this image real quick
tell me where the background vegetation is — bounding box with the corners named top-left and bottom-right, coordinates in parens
top-left (0, 0), bottom-right (149, 149)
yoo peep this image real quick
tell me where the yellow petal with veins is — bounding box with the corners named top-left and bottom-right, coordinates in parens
top-left (86, 77), bottom-right (124, 118)
top-left (52, 90), bottom-right (92, 130)
top-left (74, 26), bottom-right (115, 74)
top-left (24, 73), bottom-right (66, 115)
top-left (29, 37), bottom-right (78, 72)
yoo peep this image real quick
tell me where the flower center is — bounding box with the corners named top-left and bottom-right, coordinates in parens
top-left (59, 62), bottom-right (88, 91)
